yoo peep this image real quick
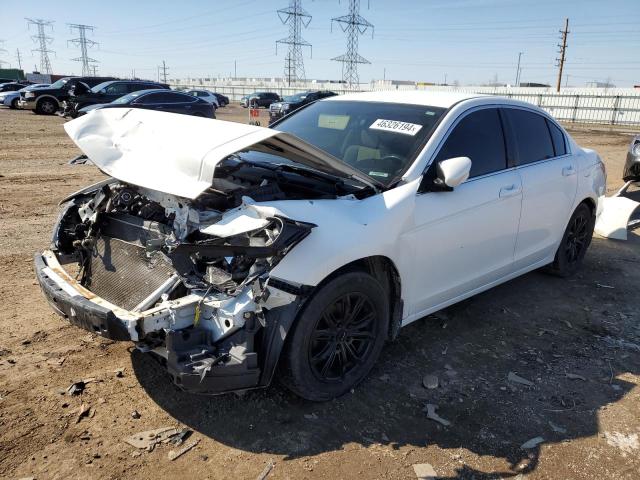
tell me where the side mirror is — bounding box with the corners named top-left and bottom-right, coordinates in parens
top-left (435, 156), bottom-right (472, 189)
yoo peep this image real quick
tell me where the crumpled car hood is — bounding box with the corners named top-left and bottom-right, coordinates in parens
top-left (64, 108), bottom-right (379, 199)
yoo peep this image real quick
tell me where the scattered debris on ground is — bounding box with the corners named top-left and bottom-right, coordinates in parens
top-left (548, 421), bottom-right (567, 434)
top-left (422, 374), bottom-right (439, 389)
top-left (124, 427), bottom-right (192, 451)
top-left (424, 404), bottom-right (451, 427)
top-left (168, 438), bottom-right (200, 461)
top-left (413, 462), bottom-right (437, 480)
top-left (256, 460), bottom-right (275, 480)
top-left (508, 372), bottom-right (534, 387)
top-left (521, 437), bottom-right (545, 449)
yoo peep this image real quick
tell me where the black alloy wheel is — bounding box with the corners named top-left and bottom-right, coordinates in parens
top-left (546, 202), bottom-right (594, 277)
top-left (308, 292), bottom-right (377, 382)
top-left (279, 271), bottom-right (389, 401)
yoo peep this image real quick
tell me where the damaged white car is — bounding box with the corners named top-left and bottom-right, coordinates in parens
top-left (35, 92), bottom-right (606, 401)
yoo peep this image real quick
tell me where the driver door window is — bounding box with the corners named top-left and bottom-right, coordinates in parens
top-left (435, 108), bottom-right (507, 178)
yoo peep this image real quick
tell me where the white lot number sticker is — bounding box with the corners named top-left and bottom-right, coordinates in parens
top-left (370, 118), bottom-right (423, 136)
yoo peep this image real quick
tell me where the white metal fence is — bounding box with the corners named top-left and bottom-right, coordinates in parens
top-left (171, 82), bottom-right (640, 127)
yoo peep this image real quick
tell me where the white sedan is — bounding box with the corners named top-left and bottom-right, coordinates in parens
top-left (35, 91), bottom-right (605, 400)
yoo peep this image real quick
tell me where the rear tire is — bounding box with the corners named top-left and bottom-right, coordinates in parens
top-left (546, 202), bottom-right (595, 277)
top-left (279, 271), bottom-right (389, 401)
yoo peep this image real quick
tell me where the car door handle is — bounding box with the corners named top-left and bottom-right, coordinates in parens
top-left (562, 165), bottom-right (576, 176)
top-left (499, 184), bottom-right (522, 198)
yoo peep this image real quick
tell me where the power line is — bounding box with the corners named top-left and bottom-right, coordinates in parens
top-left (68, 24), bottom-right (99, 76)
top-left (555, 17), bottom-right (570, 92)
top-left (26, 18), bottom-right (55, 74)
top-left (331, 0), bottom-right (374, 90)
top-left (276, 0), bottom-right (312, 86)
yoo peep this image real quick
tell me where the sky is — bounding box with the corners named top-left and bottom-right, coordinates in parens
top-left (0, 0), bottom-right (638, 87)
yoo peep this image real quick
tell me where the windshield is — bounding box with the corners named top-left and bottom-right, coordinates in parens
top-left (111, 91), bottom-right (144, 104)
top-left (90, 81), bottom-right (112, 93)
top-left (273, 100), bottom-right (446, 185)
top-left (284, 93), bottom-right (307, 102)
top-left (49, 78), bottom-right (70, 89)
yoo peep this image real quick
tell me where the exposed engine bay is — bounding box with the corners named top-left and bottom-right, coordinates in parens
top-left (41, 151), bottom-right (375, 393)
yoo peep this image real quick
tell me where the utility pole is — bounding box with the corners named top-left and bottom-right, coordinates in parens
top-left (276, 0), bottom-right (312, 86)
top-left (68, 24), bottom-right (98, 76)
top-left (332, 0), bottom-right (374, 90)
top-left (515, 52), bottom-right (523, 86)
top-left (555, 18), bottom-right (569, 93)
top-left (234, 60), bottom-right (237, 79)
top-left (16, 48), bottom-right (23, 70)
top-left (26, 18), bottom-right (55, 74)
top-left (158, 60), bottom-right (168, 83)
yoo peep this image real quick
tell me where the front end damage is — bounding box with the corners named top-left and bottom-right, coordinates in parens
top-left (35, 181), bottom-right (315, 394)
top-left (35, 108), bottom-right (380, 394)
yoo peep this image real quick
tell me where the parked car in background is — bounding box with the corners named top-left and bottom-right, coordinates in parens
top-left (0, 82), bottom-right (28, 93)
top-left (77, 89), bottom-right (216, 118)
top-left (0, 84), bottom-right (50, 109)
top-left (18, 76), bottom-right (118, 114)
top-left (36, 91), bottom-right (605, 401)
top-left (185, 89), bottom-right (220, 108)
top-left (623, 135), bottom-right (640, 182)
top-left (269, 90), bottom-right (338, 124)
top-left (240, 91), bottom-right (281, 108)
top-left (62, 80), bottom-right (170, 118)
top-left (213, 92), bottom-right (229, 107)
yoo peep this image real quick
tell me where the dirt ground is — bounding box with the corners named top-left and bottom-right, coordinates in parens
top-left (0, 104), bottom-right (639, 480)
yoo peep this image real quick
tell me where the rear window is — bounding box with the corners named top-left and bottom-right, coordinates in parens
top-left (503, 108), bottom-right (555, 165)
top-left (547, 119), bottom-right (567, 156)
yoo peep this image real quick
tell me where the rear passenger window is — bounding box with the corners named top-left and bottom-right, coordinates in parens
top-left (435, 108), bottom-right (507, 178)
top-left (504, 109), bottom-right (555, 165)
top-left (547, 120), bottom-right (567, 156)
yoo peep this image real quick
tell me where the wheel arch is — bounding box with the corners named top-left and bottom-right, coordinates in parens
top-left (295, 255), bottom-right (404, 342)
top-left (578, 196), bottom-right (597, 217)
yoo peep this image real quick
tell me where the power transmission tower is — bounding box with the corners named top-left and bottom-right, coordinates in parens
top-left (555, 18), bottom-right (569, 93)
top-left (26, 18), bottom-right (55, 74)
top-left (68, 24), bottom-right (98, 76)
top-left (0, 40), bottom-right (8, 68)
top-left (158, 60), bottom-right (169, 83)
top-left (16, 48), bottom-right (23, 70)
top-left (276, 0), bottom-right (312, 86)
top-left (331, 0), bottom-right (374, 90)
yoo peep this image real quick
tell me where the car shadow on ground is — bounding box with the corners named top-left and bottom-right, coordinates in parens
top-left (132, 237), bottom-right (639, 479)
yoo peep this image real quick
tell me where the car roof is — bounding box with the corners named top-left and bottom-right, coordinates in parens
top-left (325, 90), bottom-right (486, 108)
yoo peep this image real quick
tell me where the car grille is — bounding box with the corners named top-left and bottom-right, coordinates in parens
top-left (85, 235), bottom-right (176, 310)
top-left (269, 104), bottom-right (280, 113)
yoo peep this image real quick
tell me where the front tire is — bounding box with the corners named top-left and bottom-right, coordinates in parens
top-left (36, 98), bottom-right (58, 115)
top-left (10, 98), bottom-right (19, 109)
top-left (546, 203), bottom-right (595, 277)
top-left (279, 271), bottom-right (389, 401)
